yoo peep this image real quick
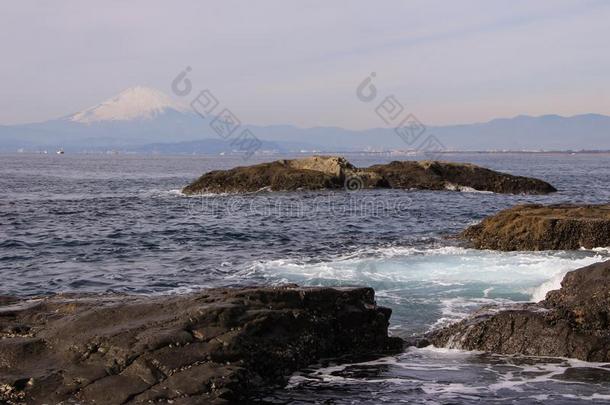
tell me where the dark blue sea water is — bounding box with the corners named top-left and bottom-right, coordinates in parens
top-left (1, 152), bottom-right (610, 403)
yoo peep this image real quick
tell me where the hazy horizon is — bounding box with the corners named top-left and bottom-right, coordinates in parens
top-left (4, 83), bottom-right (609, 130)
top-left (2, 1), bottom-right (610, 129)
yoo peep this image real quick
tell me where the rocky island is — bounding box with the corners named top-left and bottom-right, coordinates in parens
top-left (182, 156), bottom-right (557, 195)
top-left (427, 260), bottom-right (610, 362)
top-left (461, 203), bottom-right (610, 250)
top-left (0, 286), bottom-right (402, 404)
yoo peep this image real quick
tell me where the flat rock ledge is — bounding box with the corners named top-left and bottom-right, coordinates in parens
top-left (427, 260), bottom-right (610, 361)
top-left (461, 203), bottom-right (610, 251)
top-left (0, 286), bottom-right (402, 405)
top-left (182, 156), bottom-right (556, 195)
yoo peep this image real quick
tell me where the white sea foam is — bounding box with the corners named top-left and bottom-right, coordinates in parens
top-left (138, 188), bottom-right (190, 198)
top-left (530, 271), bottom-right (567, 302)
top-left (167, 188), bottom-right (186, 196)
top-left (242, 246), bottom-right (608, 334)
top-left (245, 246), bottom-right (606, 295)
top-left (444, 183), bottom-right (494, 193)
top-left (428, 296), bottom-right (513, 331)
top-left (284, 346), bottom-right (610, 401)
top-left (163, 189), bottom-right (227, 198)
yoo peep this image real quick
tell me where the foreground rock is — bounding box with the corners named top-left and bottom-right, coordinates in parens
top-left (462, 203), bottom-right (610, 250)
top-left (182, 156), bottom-right (556, 195)
top-left (427, 260), bottom-right (610, 361)
top-left (0, 286), bottom-right (402, 404)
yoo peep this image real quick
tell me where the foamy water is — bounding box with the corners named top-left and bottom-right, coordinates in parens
top-left (262, 347), bottom-right (610, 403)
top-left (243, 246), bottom-right (608, 334)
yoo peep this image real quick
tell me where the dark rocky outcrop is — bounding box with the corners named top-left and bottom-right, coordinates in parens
top-left (427, 260), bottom-right (610, 361)
top-left (366, 160), bottom-right (556, 194)
top-left (462, 203), bottom-right (610, 251)
top-left (183, 156), bottom-right (356, 194)
top-left (0, 286), bottom-right (402, 404)
top-left (182, 156), bottom-right (556, 195)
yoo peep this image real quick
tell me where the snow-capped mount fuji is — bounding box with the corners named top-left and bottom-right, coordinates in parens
top-left (0, 86), bottom-right (296, 153)
top-left (1, 85), bottom-right (610, 152)
top-left (69, 86), bottom-right (189, 124)
top-left (0, 86), bottom-right (235, 152)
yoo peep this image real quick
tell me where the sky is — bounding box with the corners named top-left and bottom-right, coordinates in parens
top-left (1, 0), bottom-right (610, 129)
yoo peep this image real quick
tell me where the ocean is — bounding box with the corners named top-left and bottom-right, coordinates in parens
top-left (2, 152), bottom-right (610, 403)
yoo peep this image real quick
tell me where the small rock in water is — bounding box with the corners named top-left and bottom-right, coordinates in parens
top-left (461, 203), bottom-right (610, 251)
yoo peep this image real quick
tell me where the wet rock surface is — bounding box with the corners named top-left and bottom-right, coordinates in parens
top-left (0, 286), bottom-right (402, 404)
top-left (428, 260), bottom-right (610, 361)
top-left (462, 203), bottom-right (610, 251)
top-left (182, 156), bottom-right (556, 195)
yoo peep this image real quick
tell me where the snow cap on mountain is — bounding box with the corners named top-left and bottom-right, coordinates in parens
top-left (70, 86), bottom-right (188, 123)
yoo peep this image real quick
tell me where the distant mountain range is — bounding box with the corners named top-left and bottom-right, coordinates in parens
top-left (1, 86), bottom-right (609, 153)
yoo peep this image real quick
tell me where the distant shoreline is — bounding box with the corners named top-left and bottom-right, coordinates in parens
top-left (3, 150), bottom-right (610, 156)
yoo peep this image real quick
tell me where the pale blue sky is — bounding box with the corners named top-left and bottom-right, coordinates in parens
top-left (1, 0), bottom-right (609, 128)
